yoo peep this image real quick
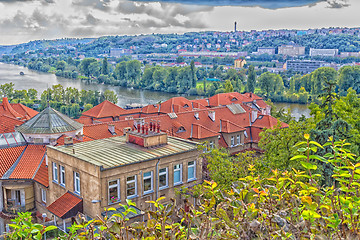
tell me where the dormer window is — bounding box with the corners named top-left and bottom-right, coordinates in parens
top-left (177, 127), bottom-right (186, 133)
top-left (231, 97), bottom-right (237, 101)
top-left (184, 104), bottom-right (189, 108)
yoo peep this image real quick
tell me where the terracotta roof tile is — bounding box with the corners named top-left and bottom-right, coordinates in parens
top-left (0, 97), bottom-right (38, 120)
top-left (191, 123), bottom-right (220, 139)
top-left (83, 123), bottom-right (121, 140)
top-left (82, 100), bottom-right (126, 119)
top-left (33, 159), bottom-right (49, 187)
top-left (47, 191), bottom-right (83, 219)
top-left (252, 115), bottom-right (289, 129)
top-left (8, 145), bottom-right (46, 179)
top-left (0, 115), bottom-right (24, 133)
top-left (220, 119), bottom-right (246, 133)
top-left (0, 146), bottom-right (26, 178)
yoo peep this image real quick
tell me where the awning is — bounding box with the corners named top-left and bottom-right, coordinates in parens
top-left (47, 191), bottom-right (83, 219)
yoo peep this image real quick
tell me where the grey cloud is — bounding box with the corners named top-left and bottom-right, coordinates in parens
top-left (72, 0), bottom-right (111, 11)
top-left (326, 0), bottom-right (350, 8)
top-left (84, 13), bottom-right (100, 25)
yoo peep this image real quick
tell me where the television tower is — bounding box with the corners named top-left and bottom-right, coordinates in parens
top-left (234, 21), bottom-right (237, 32)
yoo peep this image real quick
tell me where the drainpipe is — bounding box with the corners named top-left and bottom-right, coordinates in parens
top-left (155, 159), bottom-right (160, 200)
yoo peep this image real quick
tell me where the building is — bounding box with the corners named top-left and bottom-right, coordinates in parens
top-left (278, 45), bottom-right (305, 56)
top-left (256, 47), bottom-right (276, 55)
top-left (340, 52), bottom-right (360, 58)
top-left (46, 128), bottom-right (201, 229)
top-left (309, 48), bottom-right (338, 57)
top-left (234, 59), bottom-right (247, 68)
top-left (110, 48), bottom-right (131, 58)
top-left (286, 60), bottom-right (325, 73)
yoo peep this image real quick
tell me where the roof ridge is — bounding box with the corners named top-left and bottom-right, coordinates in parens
top-left (2, 145), bottom-right (28, 179)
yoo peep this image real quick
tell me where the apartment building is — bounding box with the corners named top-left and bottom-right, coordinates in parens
top-left (46, 128), bottom-right (200, 229)
top-left (286, 60), bottom-right (324, 73)
top-left (278, 45), bottom-right (305, 56)
top-left (309, 48), bottom-right (338, 57)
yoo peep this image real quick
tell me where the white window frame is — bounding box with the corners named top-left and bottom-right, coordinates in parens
top-left (108, 179), bottom-right (120, 204)
top-left (173, 164), bottom-right (183, 186)
top-left (231, 136), bottom-right (235, 147)
top-left (187, 161), bottom-right (196, 182)
top-left (126, 175), bottom-right (137, 199)
top-left (143, 171), bottom-right (153, 195)
top-left (52, 162), bottom-right (58, 183)
top-left (60, 165), bottom-right (65, 187)
top-left (74, 172), bottom-right (80, 194)
top-left (159, 167), bottom-right (168, 190)
top-left (236, 134), bottom-right (240, 145)
top-left (41, 189), bottom-right (46, 203)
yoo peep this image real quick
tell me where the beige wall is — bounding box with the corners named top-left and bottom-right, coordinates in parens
top-left (47, 147), bottom-right (102, 217)
top-left (47, 147), bottom-right (200, 219)
top-left (222, 131), bottom-right (246, 154)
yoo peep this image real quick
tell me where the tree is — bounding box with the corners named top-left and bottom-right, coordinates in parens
top-left (176, 56), bottom-right (184, 63)
top-left (258, 72), bottom-right (275, 97)
top-left (224, 80), bottom-right (234, 93)
top-left (190, 60), bottom-right (197, 88)
top-left (27, 89), bottom-right (37, 100)
top-left (88, 61), bottom-right (100, 78)
top-left (56, 60), bottom-right (66, 71)
top-left (247, 65), bottom-right (256, 93)
top-left (338, 65), bottom-right (360, 95)
top-left (79, 58), bottom-right (97, 77)
top-left (101, 57), bottom-right (109, 75)
top-left (103, 90), bottom-right (118, 104)
top-left (126, 60), bottom-right (141, 85)
top-left (311, 67), bottom-right (337, 95)
top-left (114, 61), bottom-right (127, 82)
top-left (0, 82), bottom-right (14, 98)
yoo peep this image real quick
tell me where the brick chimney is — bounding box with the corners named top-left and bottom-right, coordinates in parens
top-left (126, 121), bottom-right (167, 148)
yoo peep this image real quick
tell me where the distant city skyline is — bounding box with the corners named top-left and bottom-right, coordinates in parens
top-left (0, 0), bottom-right (355, 45)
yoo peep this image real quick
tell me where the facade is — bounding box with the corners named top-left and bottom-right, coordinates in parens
top-left (257, 47), bottom-right (276, 55)
top-left (278, 45), bottom-right (305, 56)
top-left (234, 59), bottom-right (246, 68)
top-left (309, 48), bottom-right (338, 57)
top-left (340, 52), bottom-right (360, 58)
top-left (286, 60), bottom-right (324, 73)
top-left (46, 129), bottom-right (201, 227)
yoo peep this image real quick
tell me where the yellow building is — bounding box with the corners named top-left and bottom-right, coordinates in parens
top-left (234, 59), bottom-right (246, 68)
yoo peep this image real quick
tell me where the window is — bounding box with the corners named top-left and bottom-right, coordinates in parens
top-left (126, 175), bottom-right (137, 198)
top-left (143, 171), bottom-right (153, 194)
top-left (236, 135), bottom-right (240, 145)
top-left (74, 172), bottom-right (80, 194)
top-left (159, 168), bottom-right (168, 190)
top-left (174, 164), bottom-right (182, 185)
top-left (52, 163), bottom-right (58, 183)
top-left (231, 136), bottom-right (235, 147)
top-left (41, 189), bottom-right (46, 203)
top-left (187, 161), bottom-right (196, 182)
top-left (108, 180), bottom-right (120, 204)
top-left (60, 165), bottom-right (65, 186)
top-left (209, 140), bottom-right (215, 149)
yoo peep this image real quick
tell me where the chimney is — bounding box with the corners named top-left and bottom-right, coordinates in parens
top-left (76, 133), bottom-right (84, 141)
top-left (108, 124), bottom-right (115, 135)
top-left (194, 112), bottom-right (199, 120)
top-left (134, 118), bottom-right (144, 131)
top-left (251, 110), bottom-right (258, 123)
top-left (64, 137), bottom-right (74, 146)
top-left (208, 110), bottom-right (215, 122)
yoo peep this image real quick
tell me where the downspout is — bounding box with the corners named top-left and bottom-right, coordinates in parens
top-left (155, 159), bottom-right (161, 200)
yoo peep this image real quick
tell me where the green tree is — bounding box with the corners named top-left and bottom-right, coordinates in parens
top-left (27, 89), bottom-right (37, 100)
top-left (79, 58), bottom-right (97, 77)
top-left (56, 60), bottom-right (66, 71)
top-left (103, 90), bottom-right (118, 104)
top-left (101, 57), bottom-right (109, 75)
top-left (126, 60), bottom-right (142, 85)
top-left (224, 80), bottom-right (234, 93)
top-left (247, 65), bottom-right (256, 93)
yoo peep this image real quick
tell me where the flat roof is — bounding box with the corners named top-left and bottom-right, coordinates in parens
top-left (48, 136), bottom-right (198, 170)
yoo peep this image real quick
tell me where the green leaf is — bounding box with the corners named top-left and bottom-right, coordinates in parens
top-left (300, 161), bottom-right (317, 170)
top-left (290, 155), bottom-right (307, 161)
top-left (309, 141), bottom-right (324, 149)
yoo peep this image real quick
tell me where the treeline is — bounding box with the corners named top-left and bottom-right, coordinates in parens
top-left (0, 83), bottom-right (117, 118)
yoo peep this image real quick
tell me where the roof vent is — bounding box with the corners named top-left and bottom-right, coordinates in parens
top-left (108, 124), bottom-right (116, 135)
top-left (194, 112), bottom-right (199, 120)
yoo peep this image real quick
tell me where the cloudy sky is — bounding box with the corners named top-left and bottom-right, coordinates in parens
top-left (0, 0), bottom-right (356, 45)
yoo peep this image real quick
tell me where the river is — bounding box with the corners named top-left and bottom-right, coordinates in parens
top-left (0, 63), bottom-right (310, 119)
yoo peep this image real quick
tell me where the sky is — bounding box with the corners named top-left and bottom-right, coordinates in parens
top-left (0, 0), bottom-right (356, 45)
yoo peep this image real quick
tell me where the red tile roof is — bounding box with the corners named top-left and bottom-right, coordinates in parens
top-left (33, 159), bottom-right (49, 187)
top-left (47, 191), bottom-right (83, 219)
top-left (252, 115), bottom-right (289, 129)
top-left (220, 119), bottom-right (246, 133)
top-left (82, 100), bottom-right (126, 119)
top-left (0, 115), bottom-right (24, 133)
top-left (83, 123), bottom-right (121, 140)
top-left (55, 134), bottom-right (93, 146)
top-left (0, 97), bottom-right (38, 120)
top-left (0, 146), bottom-right (26, 178)
top-left (191, 123), bottom-right (220, 139)
top-left (9, 145), bottom-right (46, 179)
